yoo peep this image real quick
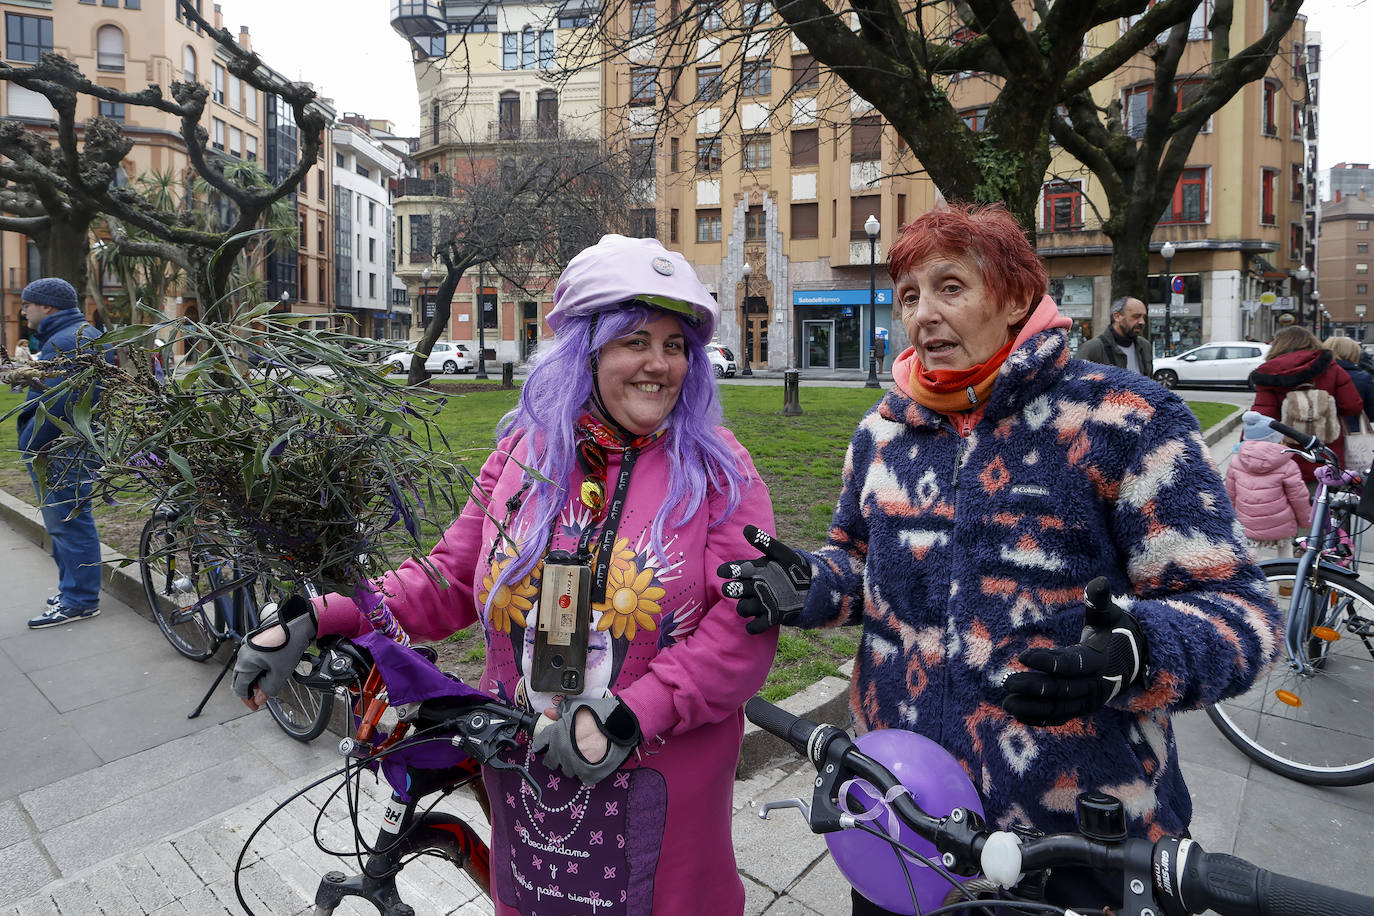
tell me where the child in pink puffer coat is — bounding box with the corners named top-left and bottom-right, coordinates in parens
top-left (1225, 411), bottom-right (1312, 558)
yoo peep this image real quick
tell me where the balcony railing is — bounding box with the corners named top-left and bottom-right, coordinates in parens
top-left (487, 119), bottom-right (565, 142)
top-left (396, 176), bottom-right (453, 198)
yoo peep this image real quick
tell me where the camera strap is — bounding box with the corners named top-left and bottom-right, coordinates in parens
top-left (575, 445), bottom-right (639, 605)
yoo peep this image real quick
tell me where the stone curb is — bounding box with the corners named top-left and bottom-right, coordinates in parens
top-left (1201, 404), bottom-right (1245, 447)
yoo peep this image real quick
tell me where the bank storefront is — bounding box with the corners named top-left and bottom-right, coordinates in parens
top-left (792, 288), bottom-right (894, 370)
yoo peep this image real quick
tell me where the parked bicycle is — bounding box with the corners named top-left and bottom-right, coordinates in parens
top-left (138, 501), bottom-right (333, 740)
top-left (1206, 417), bottom-right (1374, 786)
top-left (747, 695), bottom-right (1374, 916)
top-left (233, 621), bottom-right (538, 915)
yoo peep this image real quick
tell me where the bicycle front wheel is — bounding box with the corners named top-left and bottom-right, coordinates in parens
top-left (1207, 560), bottom-right (1374, 786)
top-left (267, 670), bottom-right (334, 741)
top-left (139, 513), bottom-right (222, 661)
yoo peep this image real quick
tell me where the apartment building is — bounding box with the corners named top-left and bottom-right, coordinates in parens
top-left (0, 0), bottom-right (335, 345)
top-left (1322, 162), bottom-right (1374, 203)
top-left (1317, 192), bottom-right (1374, 341)
top-left (332, 121), bottom-right (404, 339)
top-left (607, 0), bottom-right (1317, 368)
top-left (391, 0), bottom-right (600, 363)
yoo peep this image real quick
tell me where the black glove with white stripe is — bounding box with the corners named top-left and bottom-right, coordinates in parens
top-left (1002, 578), bottom-right (1146, 727)
top-left (718, 525), bottom-right (812, 635)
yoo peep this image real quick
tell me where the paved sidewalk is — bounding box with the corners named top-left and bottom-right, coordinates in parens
top-left (4, 411), bottom-right (1374, 914)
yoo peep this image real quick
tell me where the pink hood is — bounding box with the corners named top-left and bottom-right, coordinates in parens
top-left (891, 294), bottom-right (1070, 398)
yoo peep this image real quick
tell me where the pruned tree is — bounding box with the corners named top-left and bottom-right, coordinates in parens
top-left (1050, 0), bottom-right (1303, 300)
top-left (406, 136), bottom-right (631, 385)
top-left (0, 0), bottom-right (324, 322)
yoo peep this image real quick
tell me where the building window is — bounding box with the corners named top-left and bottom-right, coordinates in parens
top-left (1042, 181), bottom-right (1083, 231)
top-left (791, 53), bottom-right (819, 91)
top-left (630, 208), bottom-right (656, 238)
top-left (183, 45), bottom-right (197, 82)
top-left (539, 29), bottom-right (555, 68)
top-left (1358, 264), bottom-right (1370, 275)
top-left (1159, 167), bottom-right (1208, 224)
top-left (630, 67), bottom-right (656, 106)
top-left (1261, 80), bottom-right (1277, 137)
top-left (1289, 223), bottom-right (1303, 261)
top-left (213, 62), bottom-right (226, 103)
top-left (1124, 80), bottom-right (1210, 139)
top-left (851, 116), bottom-right (882, 162)
top-left (317, 169), bottom-right (325, 199)
top-left (355, 163), bottom-right (371, 179)
top-left (1261, 167), bottom-right (1278, 225)
top-left (368, 237), bottom-right (377, 262)
top-left (536, 90), bottom-right (558, 137)
top-left (1292, 102), bottom-right (1304, 139)
top-left (744, 0), bottom-right (772, 23)
top-left (126, 0), bottom-right (140, 8)
top-left (98, 100), bottom-right (126, 124)
top-left (742, 60), bottom-right (771, 97)
top-left (669, 207), bottom-right (679, 243)
top-left (696, 208), bottom-right (722, 243)
top-left (499, 91), bottom-right (520, 139)
top-left (745, 205), bottom-right (766, 241)
top-left (1358, 284), bottom-right (1369, 296)
top-left (699, 2), bottom-right (722, 29)
top-left (410, 214), bottom-right (432, 258)
top-left (96, 25), bottom-right (125, 71)
top-left (630, 137), bottom-right (655, 180)
top-left (502, 33), bottom-right (518, 69)
top-left (850, 195), bottom-right (880, 240)
top-left (1360, 221), bottom-right (1370, 231)
top-left (791, 128), bottom-right (819, 167)
top-left (318, 267), bottom-right (326, 302)
top-left (630, 0), bottom-right (655, 37)
top-left (317, 219), bottom-right (325, 252)
top-left (791, 202), bottom-right (819, 239)
top-left (743, 134), bottom-right (771, 170)
top-left (299, 269), bottom-right (309, 301)
top-left (696, 137), bottom-right (722, 172)
top-left (245, 85), bottom-right (256, 121)
top-left (1291, 163), bottom-right (1303, 201)
top-left (558, 4), bottom-right (592, 28)
top-left (229, 126), bottom-right (241, 157)
top-left (369, 274), bottom-right (377, 297)
top-left (229, 74), bottom-right (241, 111)
top-left (669, 137), bottom-right (679, 171)
top-left (5, 14), bottom-right (52, 63)
top-left (1360, 243), bottom-right (1371, 254)
top-left (246, 134), bottom-right (257, 161)
top-left (960, 106), bottom-right (989, 132)
top-left (696, 65), bottom-right (722, 101)
top-left (368, 200), bottom-right (376, 226)
top-left (211, 118), bottom-right (225, 151)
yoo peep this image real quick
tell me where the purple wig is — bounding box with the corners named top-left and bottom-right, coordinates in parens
top-left (488, 303), bottom-right (751, 601)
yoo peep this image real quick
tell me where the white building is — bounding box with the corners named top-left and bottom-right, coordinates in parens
top-left (332, 123), bottom-right (405, 338)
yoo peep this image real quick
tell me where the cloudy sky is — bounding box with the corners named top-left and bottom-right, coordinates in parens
top-left (218, 0), bottom-right (1371, 170)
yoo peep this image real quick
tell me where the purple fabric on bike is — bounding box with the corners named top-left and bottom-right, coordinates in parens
top-left (354, 632), bottom-right (494, 801)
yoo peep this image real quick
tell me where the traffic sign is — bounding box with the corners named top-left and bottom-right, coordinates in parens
top-left (1171, 275), bottom-right (1185, 295)
top-left (1259, 292), bottom-right (1277, 306)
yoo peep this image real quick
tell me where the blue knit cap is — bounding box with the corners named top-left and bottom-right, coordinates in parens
top-left (21, 277), bottom-right (79, 310)
top-left (1242, 410), bottom-right (1281, 442)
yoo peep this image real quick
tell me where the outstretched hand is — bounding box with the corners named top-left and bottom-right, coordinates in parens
top-left (717, 525), bottom-right (812, 635)
top-left (1002, 577), bottom-right (1146, 727)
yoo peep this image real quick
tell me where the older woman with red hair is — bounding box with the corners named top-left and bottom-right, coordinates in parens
top-left (723, 203), bottom-right (1279, 914)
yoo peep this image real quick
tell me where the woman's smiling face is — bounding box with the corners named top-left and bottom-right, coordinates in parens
top-left (897, 254), bottom-right (1031, 371)
top-left (593, 313), bottom-right (688, 436)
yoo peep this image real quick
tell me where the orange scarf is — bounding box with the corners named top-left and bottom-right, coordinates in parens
top-left (908, 337), bottom-right (1016, 413)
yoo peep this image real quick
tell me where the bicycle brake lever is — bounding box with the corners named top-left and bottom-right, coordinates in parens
top-left (482, 754), bottom-right (544, 803)
top-left (758, 797), bottom-right (811, 823)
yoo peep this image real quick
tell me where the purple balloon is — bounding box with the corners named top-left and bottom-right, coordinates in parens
top-left (825, 729), bottom-right (985, 914)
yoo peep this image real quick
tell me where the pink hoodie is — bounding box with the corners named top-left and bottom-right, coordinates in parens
top-left (1225, 440), bottom-right (1312, 541)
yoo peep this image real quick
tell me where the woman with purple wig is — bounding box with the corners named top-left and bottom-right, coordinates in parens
top-left (235, 235), bottom-right (779, 914)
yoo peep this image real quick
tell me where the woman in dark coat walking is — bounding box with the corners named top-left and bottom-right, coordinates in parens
top-left (1250, 326), bottom-right (1362, 480)
top-left (1323, 335), bottom-right (1374, 431)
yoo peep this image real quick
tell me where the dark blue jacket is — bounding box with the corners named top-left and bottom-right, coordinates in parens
top-left (1336, 358), bottom-right (1374, 431)
top-left (18, 308), bottom-right (108, 455)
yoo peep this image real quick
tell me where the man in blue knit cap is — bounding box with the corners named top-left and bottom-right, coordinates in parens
top-left (15, 278), bottom-right (106, 628)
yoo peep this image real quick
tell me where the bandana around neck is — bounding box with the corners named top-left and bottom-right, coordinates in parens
top-left (573, 414), bottom-right (665, 519)
top-left (907, 337), bottom-right (1016, 413)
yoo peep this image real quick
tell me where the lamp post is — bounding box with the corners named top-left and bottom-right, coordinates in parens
top-left (420, 267), bottom-right (431, 332)
top-left (1294, 264), bottom-right (1310, 331)
top-left (1312, 288), bottom-right (1322, 337)
top-left (865, 214), bottom-right (880, 388)
top-left (1357, 304), bottom-right (1368, 342)
top-left (1160, 240), bottom-right (1176, 357)
top-left (740, 262), bottom-right (753, 377)
top-left (476, 261), bottom-right (489, 379)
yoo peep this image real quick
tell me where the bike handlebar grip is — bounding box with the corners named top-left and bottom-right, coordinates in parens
top-left (745, 696), bottom-right (821, 759)
top-left (1182, 851), bottom-right (1374, 916)
top-left (1264, 418), bottom-right (1321, 452)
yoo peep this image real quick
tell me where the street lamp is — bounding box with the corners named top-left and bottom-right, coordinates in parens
top-left (740, 262), bottom-right (753, 377)
top-left (1312, 288), bottom-right (1322, 337)
top-left (1160, 240), bottom-right (1176, 357)
top-left (1295, 264), bottom-right (1310, 331)
top-left (476, 261), bottom-right (489, 379)
top-left (865, 214), bottom-right (881, 388)
top-left (1357, 304), bottom-right (1368, 342)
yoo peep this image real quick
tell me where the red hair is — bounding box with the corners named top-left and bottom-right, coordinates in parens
top-left (888, 203), bottom-right (1047, 314)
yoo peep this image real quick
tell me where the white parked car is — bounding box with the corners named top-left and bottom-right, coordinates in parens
top-left (384, 341), bottom-right (474, 375)
top-left (1151, 341), bottom-right (1269, 389)
top-left (706, 344), bottom-right (737, 378)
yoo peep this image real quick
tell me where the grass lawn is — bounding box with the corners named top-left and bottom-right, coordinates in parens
top-left (0, 383), bottom-right (1240, 698)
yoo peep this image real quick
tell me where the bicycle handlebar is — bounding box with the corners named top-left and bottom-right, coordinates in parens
top-left (744, 697), bottom-right (1374, 916)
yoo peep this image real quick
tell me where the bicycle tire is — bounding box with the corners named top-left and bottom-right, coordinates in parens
top-left (1206, 560), bottom-right (1374, 786)
top-left (266, 670), bottom-right (334, 742)
top-left (393, 811), bottom-right (491, 898)
top-left (139, 513), bottom-right (222, 661)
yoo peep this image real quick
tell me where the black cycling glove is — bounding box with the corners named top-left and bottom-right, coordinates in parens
top-left (717, 525), bottom-right (812, 635)
top-left (533, 696), bottom-right (642, 785)
top-left (1002, 577), bottom-right (1146, 728)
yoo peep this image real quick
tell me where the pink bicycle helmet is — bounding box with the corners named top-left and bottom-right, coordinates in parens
top-left (549, 235), bottom-right (719, 338)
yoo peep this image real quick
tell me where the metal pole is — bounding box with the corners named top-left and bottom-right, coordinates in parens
top-left (866, 233), bottom-right (879, 388)
top-left (1163, 253), bottom-right (1173, 357)
top-left (476, 262), bottom-right (489, 379)
top-left (740, 266), bottom-right (752, 377)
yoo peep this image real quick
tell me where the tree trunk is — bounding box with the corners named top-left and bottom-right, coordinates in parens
top-left (36, 214), bottom-right (94, 299)
top-left (407, 265), bottom-right (462, 386)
